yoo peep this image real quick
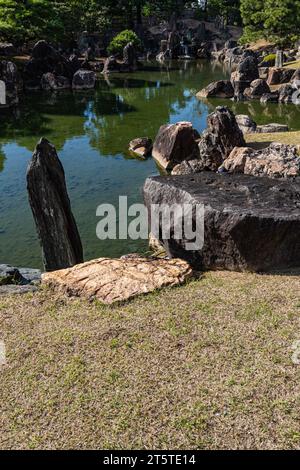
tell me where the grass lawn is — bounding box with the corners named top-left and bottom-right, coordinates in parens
top-left (284, 60), bottom-right (300, 69)
top-left (1, 270), bottom-right (300, 450)
top-left (246, 131), bottom-right (300, 148)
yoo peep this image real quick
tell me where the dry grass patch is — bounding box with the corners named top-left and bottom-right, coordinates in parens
top-left (1, 270), bottom-right (300, 450)
top-left (246, 131), bottom-right (300, 149)
top-left (284, 60), bottom-right (300, 70)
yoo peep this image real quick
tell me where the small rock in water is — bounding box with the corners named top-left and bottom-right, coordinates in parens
top-left (129, 137), bottom-right (152, 158)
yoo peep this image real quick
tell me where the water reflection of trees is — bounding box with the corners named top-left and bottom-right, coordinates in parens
top-left (204, 97), bottom-right (300, 129)
top-left (0, 146), bottom-right (6, 173)
top-left (2, 60), bottom-right (300, 173)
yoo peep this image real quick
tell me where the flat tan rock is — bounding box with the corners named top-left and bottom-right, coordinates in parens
top-left (42, 257), bottom-right (193, 304)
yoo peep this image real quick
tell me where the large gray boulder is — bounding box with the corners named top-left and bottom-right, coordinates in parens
top-left (24, 40), bottom-right (74, 88)
top-left (198, 106), bottom-right (245, 170)
top-left (196, 80), bottom-right (234, 98)
top-left (152, 121), bottom-right (200, 170)
top-left (143, 172), bottom-right (300, 272)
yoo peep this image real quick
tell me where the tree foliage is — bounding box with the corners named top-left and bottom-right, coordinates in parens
top-left (107, 30), bottom-right (141, 55)
top-left (240, 0), bottom-right (300, 44)
top-left (0, 0), bottom-right (299, 47)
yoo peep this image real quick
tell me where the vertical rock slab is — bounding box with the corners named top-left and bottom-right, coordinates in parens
top-left (198, 106), bottom-right (245, 170)
top-left (27, 138), bottom-right (83, 271)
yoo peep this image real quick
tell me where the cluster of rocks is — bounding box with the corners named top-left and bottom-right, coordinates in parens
top-left (219, 143), bottom-right (300, 178)
top-left (198, 48), bottom-right (300, 104)
top-left (151, 107), bottom-right (244, 172)
top-left (150, 106), bottom-right (300, 179)
top-left (0, 264), bottom-right (41, 295)
top-left (24, 40), bottom-right (96, 92)
top-left (0, 40), bottom-right (97, 108)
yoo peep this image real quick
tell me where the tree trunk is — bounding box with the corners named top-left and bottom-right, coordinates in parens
top-left (27, 138), bottom-right (83, 272)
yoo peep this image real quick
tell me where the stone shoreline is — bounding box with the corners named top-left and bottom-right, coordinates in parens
top-left (0, 264), bottom-right (41, 295)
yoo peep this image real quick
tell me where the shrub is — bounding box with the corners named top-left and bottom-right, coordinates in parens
top-left (107, 30), bottom-right (141, 55)
top-left (261, 53), bottom-right (276, 65)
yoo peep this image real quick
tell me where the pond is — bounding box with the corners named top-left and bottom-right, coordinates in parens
top-left (1, 60), bottom-right (300, 269)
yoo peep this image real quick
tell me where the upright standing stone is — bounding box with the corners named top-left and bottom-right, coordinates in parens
top-left (123, 42), bottom-right (137, 71)
top-left (27, 138), bottom-right (83, 271)
top-left (275, 50), bottom-right (284, 67)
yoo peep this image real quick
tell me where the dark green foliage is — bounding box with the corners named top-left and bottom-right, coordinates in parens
top-left (240, 0), bottom-right (300, 45)
top-left (107, 30), bottom-right (142, 55)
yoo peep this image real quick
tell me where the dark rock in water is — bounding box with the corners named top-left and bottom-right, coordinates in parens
top-left (27, 138), bottom-right (83, 271)
top-left (278, 83), bottom-right (296, 104)
top-left (231, 56), bottom-right (259, 100)
top-left (41, 73), bottom-right (70, 91)
top-left (24, 40), bottom-right (74, 85)
top-left (0, 265), bottom-right (26, 286)
top-left (123, 42), bottom-right (137, 71)
top-left (267, 67), bottom-right (295, 85)
top-left (196, 80), bottom-right (234, 98)
top-left (129, 137), bottom-right (152, 158)
top-left (102, 56), bottom-right (120, 74)
top-left (243, 79), bottom-right (270, 99)
top-left (152, 121), bottom-right (200, 170)
top-left (0, 60), bottom-right (22, 106)
top-left (143, 172), bottom-right (300, 272)
top-left (72, 69), bottom-right (96, 90)
top-left (198, 106), bottom-right (245, 171)
top-left (0, 264), bottom-right (41, 288)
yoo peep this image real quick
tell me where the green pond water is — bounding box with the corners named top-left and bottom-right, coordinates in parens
top-left (1, 60), bottom-right (300, 269)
